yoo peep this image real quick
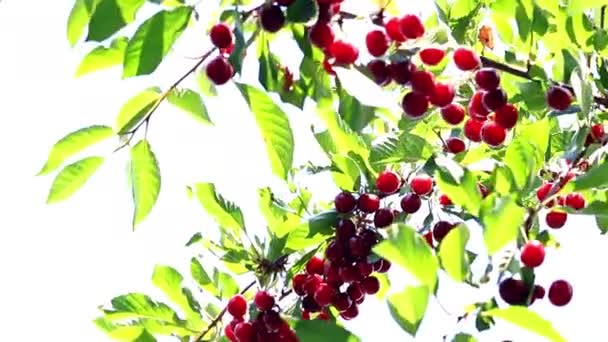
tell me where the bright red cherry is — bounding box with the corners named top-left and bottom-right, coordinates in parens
top-left (469, 91), bottom-right (490, 119)
top-left (400, 193), bottom-right (422, 213)
top-left (376, 170), bottom-right (401, 194)
top-left (313, 283), bottom-right (335, 307)
top-left (334, 191), bottom-right (357, 213)
top-left (225, 323), bottom-right (237, 342)
top-left (402, 91), bottom-right (429, 118)
top-left (546, 210), bottom-right (567, 229)
top-left (340, 303), bottom-right (359, 320)
top-left (292, 274), bottom-right (307, 296)
top-left (309, 22), bottom-right (335, 50)
top-left (368, 60), bottom-right (391, 86)
top-left (374, 208), bottom-right (394, 228)
top-left (260, 5), bottom-right (285, 33)
top-left (520, 240), bottom-right (545, 268)
top-left (445, 137), bottom-right (466, 154)
top-left (361, 276), bottom-right (380, 295)
top-left (419, 47), bottom-right (445, 66)
top-left (206, 56), bottom-right (234, 85)
top-left (255, 291), bottom-right (275, 311)
top-left (336, 219), bottom-right (356, 242)
top-left (481, 121), bottom-right (507, 147)
top-left (482, 88), bottom-right (508, 111)
top-left (433, 221), bottom-right (454, 242)
top-left (499, 278), bottom-right (527, 305)
top-left (366, 30), bottom-right (390, 57)
top-left (302, 274), bottom-right (323, 295)
top-left (475, 68), bottom-right (500, 91)
top-left (548, 280), bottom-right (573, 306)
top-left (400, 14), bottom-right (425, 39)
top-left (438, 193), bottom-right (453, 206)
top-left (306, 255), bottom-right (325, 275)
top-left (464, 118), bottom-right (484, 142)
top-left (410, 175), bottom-right (433, 195)
top-left (590, 123), bottom-right (605, 143)
top-left (390, 60), bottom-right (416, 84)
top-left (358, 193), bottom-right (380, 213)
top-left (565, 192), bottom-right (585, 210)
top-left (441, 103), bottom-right (466, 125)
top-left (430, 82), bottom-right (455, 107)
top-left (234, 322), bottom-right (254, 342)
top-left (453, 47), bottom-right (481, 71)
top-left (423, 231), bottom-right (434, 247)
top-left (536, 183), bottom-right (554, 202)
top-left (210, 23), bottom-right (233, 49)
top-left (494, 104), bottom-right (519, 129)
top-left (227, 294), bottom-right (247, 317)
top-left (330, 40), bottom-right (359, 65)
top-left (410, 70), bottom-right (436, 95)
top-left (547, 86), bottom-right (573, 111)
top-left (322, 57), bottom-right (336, 76)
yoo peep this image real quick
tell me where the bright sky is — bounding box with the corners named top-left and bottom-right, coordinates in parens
top-left (1, 1), bottom-right (608, 341)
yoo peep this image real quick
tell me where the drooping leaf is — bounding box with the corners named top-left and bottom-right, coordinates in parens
top-left (438, 224), bottom-right (470, 282)
top-left (236, 83), bottom-right (294, 180)
top-left (570, 68), bottom-right (593, 119)
top-left (47, 156), bottom-right (104, 203)
top-left (87, 0), bottom-right (146, 42)
top-left (38, 125), bottom-right (113, 175)
top-left (76, 37), bottom-right (128, 77)
top-left (130, 140), bottom-right (161, 228)
top-left (387, 285), bottom-right (430, 336)
top-left (67, 0), bottom-right (100, 46)
top-left (192, 183), bottom-right (245, 233)
top-left (190, 257), bottom-right (219, 297)
top-left (286, 0), bottom-right (319, 24)
top-left (295, 320), bottom-right (360, 342)
top-left (374, 225), bottom-right (438, 291)
top-left (434, 156), bottom-right (482, 216)
top-left (115, 87), bottom-right (161, 134)
top-left (151, 265), bottom-right (202, 327)
top-left (123, 6), bottom-right (193, 78)
top-left (167, 88), bottom-right (212, 125)
top-left (480, 194), bottom-right (526, 255)
top-left (105, 293), bottom-right (179, 324)
top-left (483, 306), bottom-right (566, 342)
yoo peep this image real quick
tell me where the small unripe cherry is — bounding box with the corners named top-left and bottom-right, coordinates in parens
top-left (390, 60), bottom-right (416, 84)
top-left (365, 30), bottom-right (390, 57)
top-left (520, 240), bottom-right (545, 268)
top-left (469, 91), bottom-right (490, 120)
top-left (368, 60), bottom-right (391, 86)
top-left (410, 70), bottom-right (436, 95)
top-left (306, 255), bottom-right (325, 275)
top-left (376, 170), bottom-right (401, 194)
top-left (419, 47), bottom-right (445, 66)
top-left (329, 40), bottom-right (359, 65)
top-left (206, 56), bottom-right (234, 85)
top-left (494, 103), bottom-right (519, 129)
top-left (430, 82), bottom-right (455, 107)
top-left (565, 192), bottom-right (585, 210)
top-left (548, 279), bottom-right (573, 306)
top-left (464, 118), bottom-right (484, 142)
top-left (441, 103), bottom-right (466, 125)
top-left (445, 137), bottom-right (466, 154)
top-left (400, 193), bottom-right (422, 213)
top-left (309, 22), bottom-right (335, 50)
top-left (482, 88), bottom-right (508, 111)
top-left (546, 210), bottom-right (567, 229)
top-left (400, 14), bottom-right (425, 39)
top-left (227, 294), bottom-right (248, 317)
top-left (210, 23), bottom-right (233, 49)
top-left (410, 175), bottom-right (433, 196)
top-left (475, 68), bottom-right (500, 91)
top-left (402, 92), bottom-right (429, 118)
top-left (260, 5), bottom-right (285, 33)
top-left (334, 191), bottom-right (357, 213)
top-left (547, 85), bottom-right (573, 111)
top-left (481, 120), bottom-right (507, 147)
top-left (358, 193), bottom-right (380, 213)
top-left (374, 208), bottom-right (394, 228)
top-left (255, 291), bottom-right (275, 311)
top-left (385, 17), bottom-right (407, 42)
top-left (453, 47), bottom-right (481, 71)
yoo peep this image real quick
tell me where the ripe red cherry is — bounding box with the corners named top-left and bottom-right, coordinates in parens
top-left (361, 276), bottom-right (380, 295)
top-left (302, 295), bottom-right (321, 313)
top-left (302, 274), bottom-right (323, 295)
top-left (292, 274), bottom-right (307, 296)
top-left (433, 221), bottom-right (454, 243)
top-left (410, 70), bottom-right (436, 95)
top-left (334, 191), bottom-right (357, 213)
top-left (227, 294), bottom-right (248, 317)
top-left (332, 292), bottom-right (352, 312)
top-left (348, 237), bottom-right (368, 257)
top-left (260, 5), bottom-right (285, 33)
top-left (475, 68), bottom-right (500, 91)
top-left (210, 23), bottom-right (233, 49)
top-left (464, 118), bottom-right (484, 142)
top-left (357, 262), bottom-right (373, 278)
top-left (206, 56), bottom-right (234, 85)
top-left (499, 278), bottom-right (527, 305)
top-left (358, 193), bottom-right (380, 213)
top-left (494, 104), bottom-right (519, 129)
top-left (423, 231), bottom-right (434, 247)
top-left (375, 259), bottom-right (391, 273)
top-left (224, 323), bottom-right (236, 341)
top-left (390, 60), bottom-right (416, 84)
top-left (313, 283), bottom-right (335, 307)
top-left (400, 193), bottom-right (422, 213)
top-left (340, 303), bottom-right (359, 320)
top-left (548, 280), bottom-right (573, 306)
top-left (309, 22), bottom-right (335, 50)
top-left (376, 170), bottom-right (401, 194)
top-left (438, 193), bottom-right (453, 206)
top-left (330, 40), bottom-right (359, 65)
top-left (469, 91), bottom-right (490, 119)
top-left (347, 283), bottom-right (365, 302)
top-left (445, 137), bottom-right (466, 154)
top-left (336, 219), bottom-right (356, 241)
top-left (366, 30), bottom-right (390, 57)
top-left (374, 208), bottom-right (394, 228)
top-left (402, 92), bottom-right (429, 118)
top-left (234, 322), bottom-right (254, 342)
top-left (546, 210), bottom-right (567, 229)
top-left (368, 60), bottom-right (391, 86)
top-left (410, 175), bottom-right (433, 196)
top-left (400, 14), bottom-right (425, 39)
top-left (441, 103), bottom-right (466, 125)
top-left (520, 240), bottom-right (545, 268)
top-left (323, 57), bottom-right (336, 76)
top-left (453, 47), bottom-right (481, 71)
top-left (534, 285), bottom-right (546, 300)
top-left (565, 192), bottom-right (585, 210)
top-left (385, 17), bottom-right (407, 42)
top-left (481, 121), bottom-right (507, 147)
top-left (482, 88), bottom-right (508, 111)
top-left (430, 82), bottom-right (455, 107)
top-left (547, 86), bottom-right (573, 111)
top-left (536, 183), bottom-right (554, 202)
top-left (590, 123), bottom-right (605, 142)
top-left (255, 291), bottom-right (275, 311)
top-left (325, 240), bottom-right (344, 262)
top-left (306, 255), bottom-right (325, 275)
top-left (419, 47), bottom-right (445, 66)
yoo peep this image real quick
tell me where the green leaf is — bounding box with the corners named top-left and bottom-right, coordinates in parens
top-left (483, 306), bottom-right (566, 342)
top-left (286, 0), bottom-right (319, 24)
top-left (167, 88), bottom-right (212, 125)
top-left (370, 133), bottom-right (433, 168)
top-left (38, 125), bottom-right (113, 175)
top-left (76, 37), bottom-right (128, 77)
top-left (106, 293), bottom-right (179, 323)
top-left (387, 285), bottom-right (430, 336)
top-left (337, 85), bottom-right (375, 132)
top-left (374, 225), bottom-right (438, 291)
top-left (295, 320), bottom-right (360, 342)
top-left (570, 68), bottom-right (593, 119)
top-left (151, 265), bottom-right (202, 327)
top-left (258, 188), bottom-right (299, 237)
top-left (568, 161), bottom-right (608, 191)
top-left (115, 87), bottom-right (161, 134)
top-left (516, 82), bottom-right (547, 111)
top-left (236, 83), bottom-right (294, 180)
top-left (451, 0), bottom-right (476, 19)
top-left (434, 156), bottom-right (482, 216)
top-left (106, 326), bottom-right (156, 342)
top-left (190, 258), bottom-right (219, 297)
top-left (193, 183), bottom-right (245, 233)
top-left (87, 0), bottom-right (146, 42)
top-left (504, 140), bottom-right (537, 191)
top-left (480, 194), bottom-right (526, 255)
top-left (123, 6), bottom-right (192, 78)
top-left (438, 224), bottom-right (470, 282)
top-left (213, 269), bottom-right (239, 299)
top-left (316, 97), bottom-right (370, 159)
top-left (130, 140), bottom-right (161, 228)
top-left (330, 154), bottom-right (362, 191)
top-left (453, 333), bottom-right (478, 342)
top-left (67, 0), bottom-right (100, 46)
top-left (47, 156), bottom-right (104, 203)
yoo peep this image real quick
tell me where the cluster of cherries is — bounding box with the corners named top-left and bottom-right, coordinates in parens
top-left (224, 291), bottom-right (298, 342)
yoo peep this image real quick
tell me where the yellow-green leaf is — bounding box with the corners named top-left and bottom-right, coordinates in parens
top-left (483, 306), bottom-right (566, 342)
top-left (438, 224), bottom-right (470, 282)
top-left (130, 140), bottom-right (161, 228)
top-left (480, 194), bottom-right (526, 255)
top-left (115, 87), bottom-right (161, 134)
top-left (193, 183), bottom-right (245, 233)
top-left (387, 285), bottom-right (430, 336)
top-left (76, 37), bottom-right (128, 77)
top-left (47, 156), bottom-right (104, 204)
